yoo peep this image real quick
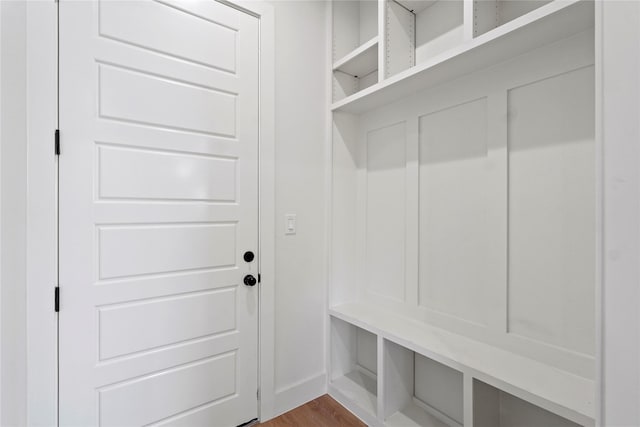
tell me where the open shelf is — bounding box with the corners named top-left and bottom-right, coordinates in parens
top-left (385, 0), bottom-right (464, 78)
top-left (332, 369), bottom-right (378, 415)
top-left (386, 401), bottom-right (452, 427)
top-left (330, 303), bottom-right (595, 426)
top-left (332, 0), bottom-right (380, 103)
top-left (333, 36), bottom-right (379, 78)
top-left (332, 0), bottom-right (593, 113)
top-left (474, 0), bottom-right (554, 37)
top-left (333, 0), bottom-right (378, 60)
top-left (330, 316), bottom-right (378, 421)
top-left (384, 339), bottom-right (463, 427)
top-left (474, 379), bottom-right (582, 427)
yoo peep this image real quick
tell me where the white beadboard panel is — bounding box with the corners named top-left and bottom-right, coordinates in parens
top-left (98, 287), bottom-right (236, 360)
top-left (98, 0), bottom-right (237, 72)
top-left (507, 65), bottom-right (596, 356)
top-left (98, 223), bottom-right (236, 279)
top-left (98, 64), bottom-right (237, 137)
top-left (418, 97), bottom-right (495, 326)
top-left (97, 144), bottom-right (237, 202)
top-left (365, 122), bottom-right (406, 302)
top-left (98, 353), bottom-right (236, 427)
top-left (414, 353), bottom-right (464, 425)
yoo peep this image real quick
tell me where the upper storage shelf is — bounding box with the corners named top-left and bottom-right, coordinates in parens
top-left (385, 0), bottom-right (465, 78)
top-left (332, 1), bottom-right (380, 103)
top-left (332, 0), bottom-right (594, 113)
top-left (333, 36), bottom-right (379, 78)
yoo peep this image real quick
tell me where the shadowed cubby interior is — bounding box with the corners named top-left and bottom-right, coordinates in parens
top-left (385, 0), bottom-right (464, 77)
top-left (474, 0), bottom-right (554, 37)
top-left (473, 379), bottom-right (582, 427)
top-left (333, 1), bottom-right (379, 101)
top-left (384, 339), bottom-right (463, 427)
top-left (330, 317), bottom-right (378, 418)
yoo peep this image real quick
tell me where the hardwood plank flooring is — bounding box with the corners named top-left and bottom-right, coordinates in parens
top-left (258, 395), bottom-right (366, 427)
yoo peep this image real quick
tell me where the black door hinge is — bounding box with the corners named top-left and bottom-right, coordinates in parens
top-left (54, 286), bottom-right (60, 312)
top-left (258, 273), bottom-right (261, 283)
top-left (54, 129), bottom-right (60, 156)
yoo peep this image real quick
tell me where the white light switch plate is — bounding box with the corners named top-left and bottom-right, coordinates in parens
top-left (285, 214), bottom-right (296, 235)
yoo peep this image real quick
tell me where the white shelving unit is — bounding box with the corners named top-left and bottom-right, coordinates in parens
top-left (329, 1), bottom-right (597, 426)
top-left (329, 304), bottom-right (595, 426)
top-left (332, 0), bottom-right (592, 112)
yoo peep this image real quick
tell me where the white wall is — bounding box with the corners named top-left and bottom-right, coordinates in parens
top-left (601, 1), bottom-right (640, 426)
top-left (0, 1), bottom-right (28, 426)
top-left (269, 0), bottom-right (329, 416)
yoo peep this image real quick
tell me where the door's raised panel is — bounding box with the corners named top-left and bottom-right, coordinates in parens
top-left (99, 288), bottom-right (236, 360)
top-left (365, 122), bottom-right (406, 302)
top-left (96, 119), bottom-right (241, 158)
top-left (97, 144), bottom-right (237, 202)
top-left (98, 0), bottom-right (238, 72)
top-left (95, 331), bottom-right (240, 387)
top-left (507, 66), bottom-right (595, 355)
top-left (98, 223), bottom-right (236, 279)
top-left (98, 353), bottom-right (236, 427)
top-left (98, 64), bottom-right (237, 137)
top-left (418, 98), bottom-right (494, 326)
top-left (154, 398), bottom-right (241, 427)
top-left (93, 268), bottom-right (239, 306)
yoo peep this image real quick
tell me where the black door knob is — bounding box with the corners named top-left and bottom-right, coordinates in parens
top-left (243, 251), bottom-right (255, 263)
top-left (244, 274), bottom-right (257, 287)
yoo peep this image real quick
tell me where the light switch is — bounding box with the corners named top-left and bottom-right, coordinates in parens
top-left (285, 214), bottom-right (296, 235)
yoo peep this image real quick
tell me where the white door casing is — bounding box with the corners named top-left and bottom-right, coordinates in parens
top-left (59, 1), bottom-right (259, 425)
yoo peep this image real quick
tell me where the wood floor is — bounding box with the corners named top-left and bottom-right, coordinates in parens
top-left (258, 395), bottom-right (366, 427)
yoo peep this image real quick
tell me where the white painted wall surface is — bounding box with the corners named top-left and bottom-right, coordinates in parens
top-left (0, 1), bottom-right (27, 426)
top-left (268, 0), bottom-right (329, 416)
top-left (601, 1), bottom-right (640, 426)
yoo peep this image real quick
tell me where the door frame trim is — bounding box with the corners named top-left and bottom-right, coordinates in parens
top-left (25, 1), bottom-right (276, 425)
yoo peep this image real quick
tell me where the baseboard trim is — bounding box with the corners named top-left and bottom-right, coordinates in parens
top-left (270, 372), bottom-right (327, 420)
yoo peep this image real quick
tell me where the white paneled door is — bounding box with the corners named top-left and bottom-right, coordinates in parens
top-left (59, 1), bottom-right (259, 425)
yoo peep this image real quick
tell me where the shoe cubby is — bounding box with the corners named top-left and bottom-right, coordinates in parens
top-left (473, 379), bottom-right (583, 427)
top-left (330, 316), bottom-right (378, 420)
top-left (333, 0), bottom-right (380, 102)
top-left (383, 339), bottom-right (463, 427)
top-left (384, 0), bottom-right (464, 78)
top-left (473, 0), bottom-right (554, 37)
